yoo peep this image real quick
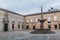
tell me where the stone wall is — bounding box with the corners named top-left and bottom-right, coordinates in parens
top-left (24, 12), bottom-right (60, 30)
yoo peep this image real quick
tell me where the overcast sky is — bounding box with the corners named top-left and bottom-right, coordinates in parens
top-left (0, 0), bottom-right (60, 15)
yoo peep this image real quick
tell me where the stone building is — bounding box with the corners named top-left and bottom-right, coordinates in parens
top-left (0, 8), bottom-right (60, 31)
top-left (24, 11), bottom-right (60, 30)
top-left (0, 8), bottom-right (24, 31)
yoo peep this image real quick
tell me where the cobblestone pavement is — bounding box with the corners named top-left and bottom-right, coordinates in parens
top-left (0, 30), bottom-right (59, 40)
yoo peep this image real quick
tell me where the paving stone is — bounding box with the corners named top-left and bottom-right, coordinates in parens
top-left (0, 30), bottom-right (59, 40)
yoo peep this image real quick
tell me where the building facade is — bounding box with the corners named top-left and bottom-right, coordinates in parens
top-left (0, 8), bottom-right (24, 31)
top-left (24, 11), bottom-right (60, 30)
top-left (0, 8), bottom-right (60, 31)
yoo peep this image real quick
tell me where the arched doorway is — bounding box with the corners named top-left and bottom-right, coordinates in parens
top-left (33, 26), bottom-right (35, 30)
top-left (4, 23), bottom-right (8, 31)
top-left (26, 26), bottom-right (29, 29)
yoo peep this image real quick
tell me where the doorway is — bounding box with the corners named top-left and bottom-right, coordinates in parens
top-left (48, 25), bottom-right (51, 29)
top-left (33, 26), bottom-right (35, 30)
top-left (26, 26), bottom-right (29, 29)
top-left (54, 25), bottom-right (57, 29)
top-left (4, 23), bottom-right (8, 31)
top-left (59, 24), bottom-right (60, 29)
top-left (12, 24), bottom-right (14, 30)
top-left (18, 24), bottom-right (20, 29)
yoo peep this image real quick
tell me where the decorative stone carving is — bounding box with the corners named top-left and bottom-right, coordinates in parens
top-left (3, 12), bottom-right (9, 23)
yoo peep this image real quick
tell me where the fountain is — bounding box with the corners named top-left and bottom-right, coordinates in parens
top-left (31, 6), bottom-right (55, 34)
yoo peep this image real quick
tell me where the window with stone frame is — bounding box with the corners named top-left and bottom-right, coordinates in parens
top-left (54, 16), bottom-right (57, 21)
top-left (35, 18), bottom-right (38, 22)
top-left (12, 16), bottom-right (15, 23)
top-left (47, 17), bottom-right (51, 23)
top-left (33, 18), bottom-right (36, 22)
top-left (26, 19), bottom-right (29, 22)
top-left (30, 19), bottom-right (33, 22)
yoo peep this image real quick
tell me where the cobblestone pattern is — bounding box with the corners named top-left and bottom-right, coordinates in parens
top-left (0, 30), bottom-right (59, 40)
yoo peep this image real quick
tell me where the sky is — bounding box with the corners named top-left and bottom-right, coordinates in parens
top-left (0, 0), bottom-right (60, 15)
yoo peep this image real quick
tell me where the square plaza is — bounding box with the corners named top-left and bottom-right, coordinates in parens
top-left (0, 0), bottom-right (60, 40)
top-left (0, 30), bottom-right (59, 40)
top-left (0, 8), bottom-right (60, 31)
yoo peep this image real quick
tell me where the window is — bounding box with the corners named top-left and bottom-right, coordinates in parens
top-left (30, 19), bottom-right (32, 22)
top-left (47, 17), bottom-right (51, 23)
top-left (33, 19), bottom-right (35, 22)
top-left (26, 19), bottom-right (29, 22)
top-left (12, 17), bottom-right (15, 22)
top-left (47, 17), bottom-right (51, 22)
top-left (35, 18), bottom-right (38, 22)
top-left (54, 16), bottom-right (57, 21)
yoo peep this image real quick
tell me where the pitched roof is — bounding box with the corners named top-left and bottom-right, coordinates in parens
top-left (24, 10), bottom-right (60, 17)
top-left (0, 8), bottom-right (23, 16)
top-left (0, 8), bottom-right (60, 17)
